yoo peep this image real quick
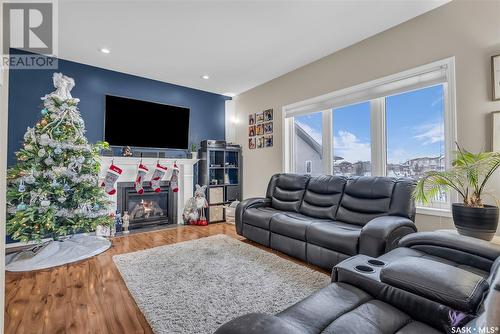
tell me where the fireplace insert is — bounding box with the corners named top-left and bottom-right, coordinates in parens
top-left (117, 181), bottom-right (176, 229)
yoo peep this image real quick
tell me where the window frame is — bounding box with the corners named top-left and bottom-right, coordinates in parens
top-left (282, 57), bottom-right (456, 216)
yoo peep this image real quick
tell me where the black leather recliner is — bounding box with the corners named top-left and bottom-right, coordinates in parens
top-left (236, 173), bottom-right (417, 269)
top-left (216, 232), bottom-right (500, 334)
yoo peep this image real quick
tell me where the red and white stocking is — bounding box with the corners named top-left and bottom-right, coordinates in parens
top-left (170, 163), bottom-right (180, 193)
top-left (150, 163), bottom-right (168, 193)
top-left (101, 164), bottom-right (122, 195)
top-left (134, 164), bottom-right (149, 194)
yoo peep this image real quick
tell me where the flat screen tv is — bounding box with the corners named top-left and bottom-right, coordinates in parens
top-left (104, 95), bottom-right (190, 149)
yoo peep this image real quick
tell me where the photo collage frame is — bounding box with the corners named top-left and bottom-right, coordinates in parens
top-left (249, 109), bottom-right (273, 149)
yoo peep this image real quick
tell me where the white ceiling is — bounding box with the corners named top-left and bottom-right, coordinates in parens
top-left (58, 0), bottom-right (450, 96)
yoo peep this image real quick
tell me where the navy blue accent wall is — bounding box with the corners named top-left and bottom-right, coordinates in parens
top-left (8, 54), bottom-right (229, 166)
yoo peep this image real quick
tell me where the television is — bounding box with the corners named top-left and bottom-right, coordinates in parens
top-left (104, 95), bottom-right (190, 149)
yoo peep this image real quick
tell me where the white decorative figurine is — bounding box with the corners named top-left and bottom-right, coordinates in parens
top-left (52, 72), bottom-right (76, 100)
top-left (122, 211), bottom-right (130, 234)
top-left (183, 184), bottom-right (208, 225)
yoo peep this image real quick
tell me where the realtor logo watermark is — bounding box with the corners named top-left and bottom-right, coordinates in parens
top-left (2, 0), bottom-right (58, 69)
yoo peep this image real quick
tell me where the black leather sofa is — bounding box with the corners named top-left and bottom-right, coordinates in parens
top-left (216, 232), bottom-right (500, 334)
top-left (236, 174), bottom-right (417, 269)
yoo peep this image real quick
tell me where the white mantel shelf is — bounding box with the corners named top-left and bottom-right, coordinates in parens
top-left (99, 156), bottom-right (199, 224)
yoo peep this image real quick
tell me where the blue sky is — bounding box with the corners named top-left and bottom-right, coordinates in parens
top-left (295, 84), bottom-right (445, 164)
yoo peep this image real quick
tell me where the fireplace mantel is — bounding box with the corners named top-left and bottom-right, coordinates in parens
top-left (99, 156), bottom-right (199, 224)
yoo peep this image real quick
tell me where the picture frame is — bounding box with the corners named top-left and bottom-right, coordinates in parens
top-left (264, 135), bottom-right (273, 147)
top-left (492, 54), bottom-right (500, 101)
top-left (248, 125), bottom-right (256, 137)
top-left (493, 111), bottom-right (500, 151)
top-left (249, 113), bottom-right (255, 125)
top-left (249, 137), bottom-right (256, 149)
top-left (256, 136), bottom-right (265, 148)
top-left (264, 122), bottom-right (273, 134)
top-left (256, 112), bottom-right (264, 124)
top-left (264, 109), bottom-right (273, 121)
top-left (256, 124), bottom-right (264, 136)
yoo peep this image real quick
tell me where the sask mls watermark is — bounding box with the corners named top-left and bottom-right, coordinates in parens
top-left (2, 0), bottom-right (58, 69)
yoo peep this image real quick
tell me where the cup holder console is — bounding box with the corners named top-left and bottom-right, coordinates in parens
top-left (333, 255), bottom-right (387, 282)
top-left (367, 259), bottom-right (386, 267)
top-left (355, 265), bottom-right (375, 273)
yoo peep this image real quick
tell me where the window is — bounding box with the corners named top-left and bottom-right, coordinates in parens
top-left (293, 112), bottom-right (323, 176)
top-left (332, 101), bottom-right (371, 176)
top-left (386, 85), bottom-right (447, 203)
top-left (283, 58), bottom-right (456, 214)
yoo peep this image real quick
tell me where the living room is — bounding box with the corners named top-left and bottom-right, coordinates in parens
top-left (1, 0), bottom-right (500, 333)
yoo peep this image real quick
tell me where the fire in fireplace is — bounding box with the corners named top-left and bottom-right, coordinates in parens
top-left (117, 181), bottom-right (176, 229)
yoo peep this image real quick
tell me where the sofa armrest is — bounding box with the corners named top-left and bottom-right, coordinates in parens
top-left (359, 216), bottom-right (417, 257)
top-left (235, 197), bottom-right (271, 235)
top-left (398, 231), bottom-right (500, 272)
top-left (214, 313), bottom-right (303, 334)
top-left (399, 231), bottom-right (500, 260)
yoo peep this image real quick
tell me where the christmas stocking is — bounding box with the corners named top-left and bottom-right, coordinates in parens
top-left (135, 164), bottom-right (149, 194)
top-left (150, 163), bottom-right (168, 193)
top-left (101, 164), bottom-right (123, 195)
top-left (170, 163), bottom-right (180, 193)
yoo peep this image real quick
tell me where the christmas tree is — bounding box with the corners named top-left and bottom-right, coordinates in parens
top-left (6, 73), bottom-right (112, 243)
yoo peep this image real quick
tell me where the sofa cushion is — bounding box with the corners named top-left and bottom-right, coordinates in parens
top-left (320, 300), bottom-right (442, 334)
top-left (307, 221), bottom-right (361, 256)
top-left (270, 212), bottom-right (323, 241)
top-left (243, 207), bottom-right (282, 230)
top-left (380, 257), bottom-right (489, 313)
top-left (271, 174), bottom-right (310, 212)
top-left (336, 177), bottom-right (396, 226)
top-left (277, 282), bottom-right (372, 333)
top-left (299, 175), bottom-right (347, 220)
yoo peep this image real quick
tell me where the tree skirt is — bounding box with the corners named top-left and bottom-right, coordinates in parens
top-left (6, 234), bottom-right (111, 272)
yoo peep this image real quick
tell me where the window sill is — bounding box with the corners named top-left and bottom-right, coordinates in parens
top-left (416, 206), bottom-right (452, 218)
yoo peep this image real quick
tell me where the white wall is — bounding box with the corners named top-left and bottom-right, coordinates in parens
top-left (233, 0), bottom-right (500, 233)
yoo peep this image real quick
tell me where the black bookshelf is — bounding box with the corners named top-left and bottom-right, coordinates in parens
top-left (198, 142), bottom-right (242, 223)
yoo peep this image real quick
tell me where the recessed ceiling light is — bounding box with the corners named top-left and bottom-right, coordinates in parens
top-left (100, 48), bottom-right (111, 54)
top-left (224, 92), bottom-right (236, 97)
top-left (201, 75), bottom-right (210, 80)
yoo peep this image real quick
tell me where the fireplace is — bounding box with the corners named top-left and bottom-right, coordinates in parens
top-left (117, 181), bottom-right (177, 229)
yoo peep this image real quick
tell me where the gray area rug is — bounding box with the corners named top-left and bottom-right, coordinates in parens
top-left (113, 234), bottom-right (330, 334)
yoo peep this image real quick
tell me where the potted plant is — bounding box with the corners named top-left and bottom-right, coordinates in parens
top-left (190, 143), bottom-right (198, 160)
top-left (414, 145), bottom-right (500, 241)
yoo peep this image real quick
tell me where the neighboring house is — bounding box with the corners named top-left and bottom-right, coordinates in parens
top-left (294, 123), bottom-right (323, 175)
top-left (389, 155), bottom-right (445, 178)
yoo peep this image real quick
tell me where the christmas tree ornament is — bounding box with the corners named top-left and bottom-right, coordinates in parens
top-left (57, 196), bottom-right (66, 203)
top-left (25, 174), bottom-right (36, 184)
top-left (39, 134), bottom-right (50, 146)
top-left (134, 164), bottom-right (149, 194)
top-left (16, 203), bottom-right (27, 211)
top-left (44, 157), bottom-right (54, 165)
top-left (37, 148), bottom-right (46, 157)
top-left (101, 163), bottom-right (123, 195)
top-left (150, 163), bottom-right (168, 193)
top-left (40, 119), bottom-right (48, 127)
top-left (18, 180), bottom-right (26, 193)
top-left (170, 163), bottom-right (180, 192)
top-left (54, 147), bottom-right (62, 155)
top-left (63, 182), bottom-right (71, 192)
top-left (41, 108), bottom-right (49, 116)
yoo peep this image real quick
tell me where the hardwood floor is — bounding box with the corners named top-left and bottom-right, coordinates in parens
top-left (5, 223), bottom-right (325, 334)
